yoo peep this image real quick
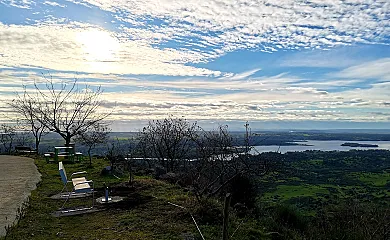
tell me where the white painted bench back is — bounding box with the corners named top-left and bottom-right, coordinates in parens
top-left (59, 162), bottom-right (68, 184)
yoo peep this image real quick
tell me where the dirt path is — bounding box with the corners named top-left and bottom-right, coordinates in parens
top-left (0, 155), bottom-right (41, 237)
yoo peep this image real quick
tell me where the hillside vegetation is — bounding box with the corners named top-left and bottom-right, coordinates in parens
top-left (2, 149), bottom-right (389, 240)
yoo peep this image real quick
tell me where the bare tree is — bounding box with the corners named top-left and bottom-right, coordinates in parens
top-left (75, 123), bottom-right (110, 166)
top-left (136, 134), bottom-right (154, 169)
top-left (138, 117), bottom-right (198, 172)
top-left (190, 124), bottom-right (269, 202)
top-left (190, 125), bottom-right (237, 200)
top-left (13, 120), bottom-right (32, 148)
top-left (137, 119), bottom-right (272, 203)
top-left (8, 91), bottom-right (48, 153)
top-left (0, 124), bottom-right (16, 154)
top-left (11, 76), bottom-right (110, 146)
top-left (105, 137), bottom-right (128, 176)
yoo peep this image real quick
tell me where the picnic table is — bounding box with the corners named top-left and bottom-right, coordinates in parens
top-left (54, 146), bottom-right (75, 162)
top-left (44, 146), bottom-right (83, 163)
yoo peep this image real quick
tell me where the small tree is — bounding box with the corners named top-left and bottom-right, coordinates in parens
top-left (138, 117), bottom-right (198, 172)
top-left (190, 124), bottom-right (270, 202)
top-left (13, 120), bottom-right (32, 148)
top-left (105, 137), bottom-right (128, 177)
top-left (75, 123), bottom-right (110, 166)
top-left (0, 124), bottom-right (16, 154)
top-left (190, 125), bottom-right (237, 200)
top-left (11, 76), bottom-right (110, 146)
top-left (9, 92), bottom-right (48, 153)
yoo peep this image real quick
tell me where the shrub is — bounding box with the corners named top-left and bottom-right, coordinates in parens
top-left (308, 201), bottom-right (390, 240)
top-left (273, 204), bottom-right (307, 232)
top-left (227, 174), bottom-right (257, 209)
top-left (192, 198), bottom-right (223, 225)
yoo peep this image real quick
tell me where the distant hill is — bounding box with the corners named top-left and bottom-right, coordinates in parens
top-left (6, 130), bottom-right (390, 155)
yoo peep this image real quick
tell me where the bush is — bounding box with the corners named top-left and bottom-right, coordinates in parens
top-left (308, 201), bottom-right (390, 240)
top-left (227, 174), bottom-right (257, 209)
top-left (258, 204), bottom-right (307, 240)
top-left (192, 198), bottom-right (223, 225)
top-left (273, 204), bottom-right (307, 232)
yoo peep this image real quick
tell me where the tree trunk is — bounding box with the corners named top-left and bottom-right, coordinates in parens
top-left (88, 148), bottom-right (92, 166)
top-left (35, 137), bottom-right (40, 154)
top-left (65, 137), bottom-right (71, 147)
top-left (63, 135), bottom-right (72, 161)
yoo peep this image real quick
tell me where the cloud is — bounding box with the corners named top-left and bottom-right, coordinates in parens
top-left (0, 0), bottom-right (389, 126)
top-left (1, 0), bottom-right (389, 78)
top-left (221, 68), bottom-right (261, 80)
top-left (332, 58), bottom-right (390, 80)
top-left (66, 0), bottom-right (389, 54)
top-left (99, 76), bottom-right (390, 122)
top-left (280, 47), bottom-right (375, 68)
top-left (0, 22), bottom-right (222, 76)
top-left (43, 1), bottom-right (65, 7)
top-left (12, 69), bottom-right (299, 92)
top-left (292, 79), bottom-right (363, 88)
top-left (1, 0), bottom-right (35, 9)
top-left (2, 66), bottom-right (388, 124)
top-left (337, 81), bottom-right (390, 102)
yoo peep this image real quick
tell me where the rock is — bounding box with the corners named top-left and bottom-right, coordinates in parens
top-left (101, 166), bottom-right (112, 176)
top-left (154, 166), bottom-right (166, 179)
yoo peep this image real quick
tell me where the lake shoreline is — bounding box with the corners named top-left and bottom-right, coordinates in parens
top-left (251, 140), bottom-right (390, 154)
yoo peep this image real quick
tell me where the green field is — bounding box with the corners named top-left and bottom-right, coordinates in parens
top-left (351, 172), bottom-right (390, 187)
top-left (263, 184), bottom-right (329, 201)
top-left (258, 150), bottom-right (390, 212)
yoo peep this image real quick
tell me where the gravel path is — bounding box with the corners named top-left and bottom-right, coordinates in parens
top-left (0, 155), bottom-right (41, 237)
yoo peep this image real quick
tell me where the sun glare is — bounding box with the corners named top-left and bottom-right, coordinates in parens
top-left (76, 30), bottom-right (119, 72)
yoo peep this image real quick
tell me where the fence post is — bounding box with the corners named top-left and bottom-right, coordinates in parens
top-left (222, 193), bottom-right (232, 240)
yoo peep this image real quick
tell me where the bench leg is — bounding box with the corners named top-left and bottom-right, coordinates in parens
top-left (60, 186), bottom-right (95, 210)
top-left (61, 191), bottom-right (72, 210)
top-left (60, 183), bottom-right (69, 195)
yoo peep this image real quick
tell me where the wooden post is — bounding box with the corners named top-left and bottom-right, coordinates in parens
top-left (222, 193), bottom-right (232, 240)
top-left (128, 155), bottom-right (133, 185)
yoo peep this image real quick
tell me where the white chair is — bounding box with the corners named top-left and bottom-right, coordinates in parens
top-left (58, 162), bottom-right (94, 210)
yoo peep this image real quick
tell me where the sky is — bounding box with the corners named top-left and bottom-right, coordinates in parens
top-left (0, 0), bottom-right (389, 131)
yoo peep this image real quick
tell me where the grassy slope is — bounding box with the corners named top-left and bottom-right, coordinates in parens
top-left (2, 157), bottom-right (266, 240)
top-left (1, 158), bottom-right (194, 239)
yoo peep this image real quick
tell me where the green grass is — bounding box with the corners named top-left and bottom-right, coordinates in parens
top-left (1, 158), bottom-right (196, 239)
top-left (308, 159), bottom-right (323, 165)
top-left (288, 177), bottom-right (302, 182)
top-left (356, 172), bottom-right (390, 187)
top-left (2, 157), bottom-right (268, 240)
top-left (262, 184), bottom-right (329, 202)
top-left (346, 171), bottom-right (390, 187)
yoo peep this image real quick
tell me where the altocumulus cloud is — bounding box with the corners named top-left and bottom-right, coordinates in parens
top-left (0, 0), bottom-right (389, 76)
top-left (0, 0), bottom-right (389, 127)
top-left (65, 0), bottom-right (389, 51)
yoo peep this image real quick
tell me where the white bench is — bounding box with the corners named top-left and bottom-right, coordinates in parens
top-left (59, 162), bottom-right (94, 209)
